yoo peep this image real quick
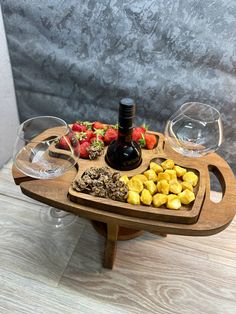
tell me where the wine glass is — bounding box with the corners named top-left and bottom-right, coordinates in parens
top-left (165, 102), bottom-right (223, 157)
top-left (13, 116), bottom-right (79, 228)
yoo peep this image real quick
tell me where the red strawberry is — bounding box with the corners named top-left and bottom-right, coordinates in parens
top-left (76, 132), bottom-right (88, 144)
top-left (90, 129), bottom-right (105, 142)
top-left (90, 136), bottom-right (104, 145)
top-left (58, 136), bottom-right (71, 150)
top-left (137, 125), bottom-right (148, 133)
top-left (144, 134), bottom-right (157, 150)
top-left (76, 130), bottom-right (94, 144)
top-left (132, 127), bottom-right (146, 142)
top-left (140, 124), bottom-right (148, 133)
top-left (72, 122), bottom-right (87, 132)
top-left (87, 139), bottom-right (104, 159)
top-left (107, 123), bottom-right (118, 130)
top-left (82, 121), bottom-right (93, 130)
top-left (73, 142), bottom-right (80, 157)
top-left (92, 121), bottom-right (105, 130)
top-left (70, 134), bottom-right (79, 147)
top-left (104, 128), bottom-right (118, 145)
top-left (79, 141), bottom-right (90, 159)
top-left (67, 130), bottom-right (74, 141)
top-left (85, 129), bottom-right (94, 142)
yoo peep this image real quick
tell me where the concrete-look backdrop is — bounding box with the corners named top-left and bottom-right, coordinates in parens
top-left (1, 0), bottom-right (236, 172)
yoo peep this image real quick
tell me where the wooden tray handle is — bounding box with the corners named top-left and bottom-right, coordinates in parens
top-left (205, 160), bottom-right (236, 211)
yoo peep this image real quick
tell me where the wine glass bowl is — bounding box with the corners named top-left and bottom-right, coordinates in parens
top-left (13, 116), bottom-right (79, 179)
top-left (165, 102), bottom-right (223, 157)
top-left (13, 116), bottom-right (79, 229)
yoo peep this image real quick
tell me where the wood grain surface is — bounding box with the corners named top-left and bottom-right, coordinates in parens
top-left (1, 161), bottom-right (236, 313)
top-left (61, 220), bottom-right (236, 314)
top-left (69, 132), bottom-right (206, 224)
top-left (14, 147), bottom-right (236, 237)
top-left (0, 162), bottom-right (85, 287)
top-left (12, 128), bottom-right (236, 235)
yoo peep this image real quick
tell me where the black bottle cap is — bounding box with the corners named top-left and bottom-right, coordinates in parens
top-left (119, 98), bottom-right (135, 130)
top-left (119, 98), bottom-right (135, 117)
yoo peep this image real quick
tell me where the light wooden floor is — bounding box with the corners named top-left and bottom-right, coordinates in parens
top-left (0, 160), bottom-right (236, 314)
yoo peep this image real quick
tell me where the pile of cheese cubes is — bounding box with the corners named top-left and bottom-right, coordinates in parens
top-left (120, 159), bottom-right (198, 210)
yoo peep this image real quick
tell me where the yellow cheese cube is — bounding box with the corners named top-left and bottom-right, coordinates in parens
top-left (157, 179), bottom-right (170, 195)
top-left (157, 172), bottom-right (170, 182)
top-left (127, 178), bottom-right (143, 193)
top-left (127, 191), bottom-right (140, 205)
top-left (161, 159), bottom-right (175, 170)
top-left (140, 189), bottom-right (153, 205)
top-left (169, 181), bottom-right (182, 194)
top-left (153, 193), bottom-right (167, 207)
top-left (149, 162), bottom-right (163, 174)
top-left (143, 180), bottom-right (157, 195)
top-left (181, 181), bottom-right (193, 192)
top-left (167, 194), bottom-right (181, 209)
top-left (169, 179), bottom-right (178, 185)
top-left (183, 171), bottom-right (199, 187)
top-left (173, 165), bottom-right (187, 177)
top-left (143, 169), bottom-right (158, 182)
top-left (178, 189), bottom-right (195, 204)
top-left (165, 169), bottom-right (177, 180)
top-left (120, 175), bottom-right (129, 185)
top-left (132, 174), bottom-right (148, 183)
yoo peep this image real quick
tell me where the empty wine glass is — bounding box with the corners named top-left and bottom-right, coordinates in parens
top-left (13, 116), bottom-right (79, 228)
top-left (165, 102), bottom-right (223, 157)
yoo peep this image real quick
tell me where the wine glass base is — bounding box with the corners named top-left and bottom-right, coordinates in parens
top-left (40, 206), bottom-right (77, 229)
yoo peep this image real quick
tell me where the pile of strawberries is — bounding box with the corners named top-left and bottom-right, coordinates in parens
top-left (58, 121), bottom-right (157, 159)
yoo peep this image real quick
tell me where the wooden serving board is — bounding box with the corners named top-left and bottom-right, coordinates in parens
top-left (68, 131), bottom-right (211, 224)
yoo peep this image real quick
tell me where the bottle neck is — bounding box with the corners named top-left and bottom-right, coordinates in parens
top-left (117, 126), bottom-right (133, 143)
top-left (118, 99), bottom-right (135, 143)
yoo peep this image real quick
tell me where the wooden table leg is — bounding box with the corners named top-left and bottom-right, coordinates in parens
top-left (91, 220), bottom-right (167, 268)
top-left (103, 223), bottom-right (119, 269)
top-left (91, 220), bottom-right (144, 240)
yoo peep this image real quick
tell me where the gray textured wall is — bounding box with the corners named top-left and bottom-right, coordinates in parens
top-left (1, 0), bottom-right (236, 172)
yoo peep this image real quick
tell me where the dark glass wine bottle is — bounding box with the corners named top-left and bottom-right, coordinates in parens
top-left (105, 98), bottom-right (142, 170)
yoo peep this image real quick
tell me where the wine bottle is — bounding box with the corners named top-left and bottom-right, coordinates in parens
top-left (105, 98), bottom-right (142, 170)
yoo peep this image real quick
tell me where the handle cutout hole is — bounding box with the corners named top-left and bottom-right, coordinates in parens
top-left (208, 165), bottom-right (224, 203)
top-left (162, 138), bottom-right (166, 151)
